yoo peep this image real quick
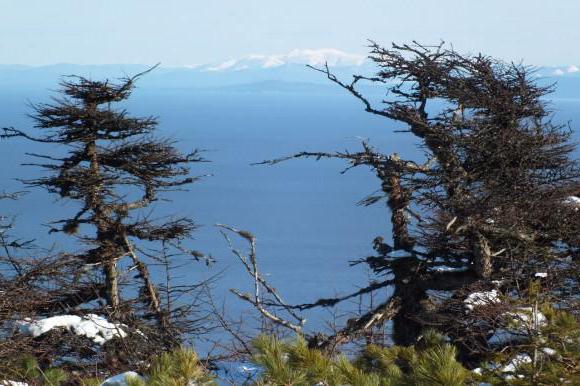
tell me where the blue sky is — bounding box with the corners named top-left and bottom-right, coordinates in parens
top-left (0, 0), bottom-right (578, 66)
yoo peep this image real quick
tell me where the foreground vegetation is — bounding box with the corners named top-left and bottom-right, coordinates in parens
top-left (4, 306), bottom-right (579, 385)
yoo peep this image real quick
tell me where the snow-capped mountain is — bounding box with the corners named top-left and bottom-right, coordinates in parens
top-left (202, 49), bottom-right (367, 72)
top-left (0, 49), bottom-right (375, 91)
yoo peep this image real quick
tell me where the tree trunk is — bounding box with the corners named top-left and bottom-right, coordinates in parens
top-left (391, 256), bottom-right (425, 345)
top-left (86, 135), bottom-right (121, 311)
top-left (105, 261), bottom-right (120, 310)
top-left (387, 173), bottom-right (414, 250)
top-left (474, 232), bottom-right (492, 279)
top-left (380, 157), bottom-right (422, 344)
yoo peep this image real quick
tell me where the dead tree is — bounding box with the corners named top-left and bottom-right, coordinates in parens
top-left (217, 224), bottom-right (306, 334)
top-left (1, 68), bottom-right (209, 337)
top-left (260, 41), bottom-right (579, 350)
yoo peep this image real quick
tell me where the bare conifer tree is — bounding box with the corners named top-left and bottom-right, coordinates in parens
top-left (2, 67), bottom-right (208, 335)
top-left (260, 41), bottom-right (579, 353)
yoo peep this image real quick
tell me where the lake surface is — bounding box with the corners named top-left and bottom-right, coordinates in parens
top-left (1, 85), bottom-right (579, 355)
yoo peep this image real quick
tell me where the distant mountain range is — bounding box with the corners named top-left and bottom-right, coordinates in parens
top-left (200, 48), bottom-right (367, 71)
top-left (0, 48), bottom-right (578, 98)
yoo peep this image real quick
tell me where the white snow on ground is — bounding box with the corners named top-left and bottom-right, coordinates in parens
top-left (464, 289), bottom-right (500, 311)
top-left (1, 381), bottom-right (29, 386)
top-left (472, 353), bottom-right (535, 382)
top-left (505, 307), bottom-right (547, 328)
top-left (18, 314), bottom-right (127, 345)
top-left (564, 196), bottom-right (580, 204)
top-left (99, 371), bottom-right (144, 386)
top-left (541, 347), bottom-right (557, 356)
top-left (563, 196), bottom-right (580, 210)
top-left (428, 265), bottom-right (469, 273)
top-left (488, 307), bottom-right (547, 345)
top-left (535, 272), bottom-right (548, 278)
top-left (501, 353), bottom-right (532, 373)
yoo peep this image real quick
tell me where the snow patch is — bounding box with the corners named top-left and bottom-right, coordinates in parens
top-left (541, 347), bottom-right (557, 356)
top-left (18, 314), bottom-right (127, 345)
top-left (429, 265), bottom-right (469, 273)
top-left (534, 272), bottom-right (547, 278)
top-left (501, 354), bottom-right (531, 373)
top-left (488, 307), bottom-right (547, 345)
top-left (505, 307), bottom-right (547, 328)
top-left (100, 372), bottom-right (144, 386)
top-left (1, 382), bottom-right (29, 386)
top-left (563, 196), bottom-right (580, 210)
top-left (464, 290), bottom-right (500, 311)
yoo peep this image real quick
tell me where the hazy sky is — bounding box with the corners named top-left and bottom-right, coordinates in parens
top-left (0, 0), bottom-right (578, 66)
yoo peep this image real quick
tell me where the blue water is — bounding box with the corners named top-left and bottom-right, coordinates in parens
top-left (1, 86), bottom-right (579, 355)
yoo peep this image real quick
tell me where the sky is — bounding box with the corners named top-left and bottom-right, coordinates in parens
top-left (0, 0), bottom-right (578, 67)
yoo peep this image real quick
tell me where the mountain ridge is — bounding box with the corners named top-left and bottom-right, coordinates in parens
top-left (0, 53), bottom-right (579, 97)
